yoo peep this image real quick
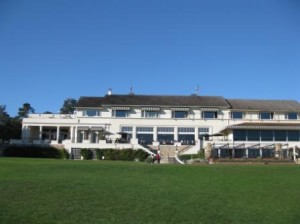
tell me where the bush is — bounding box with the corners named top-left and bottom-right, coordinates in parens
top-left (4, 145), bottom-right (67, 159)
top-left (80, 149), bottom-right (93, 160)
top-left (94, 148), bottom-right (149, 162)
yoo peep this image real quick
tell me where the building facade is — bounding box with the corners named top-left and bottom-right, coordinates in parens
top-left (17, 91), bottom-right (300, 160)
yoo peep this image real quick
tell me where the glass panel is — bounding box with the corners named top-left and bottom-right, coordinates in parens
top-left (178, 134), bottom-right (195, 145)
top-left (248, 149), bottom-right (260, 158)
top-left (286, 112), bottom-right (298, 120)
top-left (287, 131), bottom-right (299, 141)
top-left (233, 130), bottom-right (246, 141)
top-left (260, 112), bottom-right (273, 120)
top-left (202, 111), bottom-right (217, 119)
top-left (85, 109), bottom-right (99, 116)
top-left (157, 127), bottom-right (174, 132)
top-left (115, 110), bottom-right (128, 117)
top-left (260, 130), bottom-right (273, 141)
top-left (174, 111), bottom-right (188, 118)
top-left (274, 130), bottom-right (286, 141)
top-left (247, 130), bottom-right (260, 141)
top-left (158, 134), bottom-right (174, 144)
top-left (122, 126), bottom-right (132, 132)
top-left (231, 112), bottom-right (243, 119)
top-left (199, 128), bottom-right (209, 133)
top-left (178, 128), bottom-right (194, 133)
top-left (137, 134), bottom-right (153, 145)
top-left (143, 111), bottom-right (158, 118)
top-left (137, 127), bottom-right (153, 132)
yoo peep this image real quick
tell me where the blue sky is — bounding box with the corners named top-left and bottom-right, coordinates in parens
top-left (0, 0), bottom-right (299, 116)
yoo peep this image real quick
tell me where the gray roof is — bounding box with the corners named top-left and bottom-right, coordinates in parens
top-left (76, 97), bottom-right (104, 108)
top-left (76, 95), bottom-right (300, 111)
top-left (76, 94), bottom-right (230, 108)
top-left (226, 99), bottom-right (300, 112)
top-left (226, 122), bottom-right (300, 130)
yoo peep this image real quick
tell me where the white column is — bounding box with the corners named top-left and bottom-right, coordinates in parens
top-left (245, 148), bottom-right (248, 158)
top-left (88, 131), bottom-right (92, 143)
top-left (174, 127), bottom-right (178, 142)
top-left (70, 126), bottom-right (74, 143)
top-left (56, 126), bottom-right (60, 142)
top-left (132, 126), bottom-right (137, 139)
top-left (22, 125), bottom-right (27, 140)
top-left (74, 127), bottom-right (78, 143)
top-left (39, 126), bottom-right (43, 141)
top-left (153, 126), bottom-right (157, 141)
top-left (260, 149), bottom-right (263, 158)
top-left (194, 127), bottom-right (199, 142)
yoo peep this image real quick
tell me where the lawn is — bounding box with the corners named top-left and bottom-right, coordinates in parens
top-left (0, 158), bottom-right (300, 224)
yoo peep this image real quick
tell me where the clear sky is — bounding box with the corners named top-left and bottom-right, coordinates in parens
top-left (1, 0), bottom-right (299, 116)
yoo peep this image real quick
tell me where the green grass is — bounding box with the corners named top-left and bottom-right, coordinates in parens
top-left (1, 158), bottom-right (300, 224)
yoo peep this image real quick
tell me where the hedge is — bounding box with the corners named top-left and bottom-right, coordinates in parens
top-left (4, 145), bottom-right (69, 159)
top-left (95, 148), bottom-right (149, 162)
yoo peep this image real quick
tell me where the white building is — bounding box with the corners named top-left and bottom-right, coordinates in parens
top-left (18, 91), bottom-right (300, 160)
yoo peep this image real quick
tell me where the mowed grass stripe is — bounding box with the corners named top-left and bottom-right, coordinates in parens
top-left (0, 158), bottom-right (300, 224)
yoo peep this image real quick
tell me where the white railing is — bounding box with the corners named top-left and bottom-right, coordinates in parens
top-left (28, 114), bottom-right (76, 119)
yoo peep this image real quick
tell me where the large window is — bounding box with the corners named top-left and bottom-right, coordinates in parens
top-left (274, 130), bottom-right (286, 141)
top-left (115, 110), bottom-right (129, 117)
top-left (260, 112), bottom-right (274, 120)
top-left (142, 111), bottom-right (158, 118)
top-left (121, 126), bottom-right (132, 132)
top-left (84, 109), bottom-right (100, 117)
top-left (287, 131), bottom-right (300, 141)
top-left (247, 130), bottom-right (260, 141)
top-left (260, 130), bottom-right (273, 141)
top-left (231, 112), bottom-right (243, 119)
top-left (178, 127), bottom-right (194, 133)
top-left (233, 130), bottom-right (247, 141)
top-left (286, 112), bottom-right (298, 120)
top-left (202, 111), bottom-right (218, 119)
top-left (157, 127), bottom-right (174, 132)
top-left (173, 111), bottom-right (188, 118)
top-left (137, 127), bottom-right (153, 132)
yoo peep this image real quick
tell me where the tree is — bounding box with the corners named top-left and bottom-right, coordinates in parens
top-left (0, 105), bottom-right (10, 125)
top-left (17, 103), bottom-right (35, 119)
top-left (60, 98), bottom-right (77, 114)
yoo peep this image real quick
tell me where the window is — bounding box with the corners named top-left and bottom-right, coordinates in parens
top-left (114, 110), bottom-right (129, 117)
top-left (202, 111), bottom-right (218, 119)
top-left (286, 112), bottom-right (298, 120)
top-left (233, 130), bottom-right (247, 141)
top-left (157, 127), bottom-right (174, 132)
top-left (260, 130), bottom-right (273, 141)
top-left (84, 109), bottom-right (100, 117)
top-left (137, 127), bottom-right (153, 132)
top-left (247, 130), bottom-right (260, 141)
top-left (142, 111), bottom-right (158, 118)
top-left (274, 130), bottom-right (286, 141)
top-left (178, 128), bottom-right (194, 133)
top-left (173, 111), bottom-right (188, 118)
top-left (260, 112), bottom-right (273, 120)
top-left (231, 111), bottom-right (243, 119)
top-left (287, 131), bottom-right (299, 141)
top-left (199, 128), bottom-right (209, 133)
top-left (122, 126), bottom-right (132, 132)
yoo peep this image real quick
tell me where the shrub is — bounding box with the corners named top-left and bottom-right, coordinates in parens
top-left (80, 149), bottom-right (93, 160)
top-left (95, 148), bottom-right (149, 162)
top-left (95, 149), bottom-right (104, 160)
top-left (4, 145), bottom-right (67, 159)
top-left (135, 149), bottom-right (149, 162)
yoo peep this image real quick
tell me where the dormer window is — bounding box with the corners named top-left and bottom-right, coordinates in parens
top-left (171, 108), bottom-right (189, 119)
top-left (285, 112), bottom-right (298, 120)
top-left (231, 111), bottom-right (243, 119)
top-left (141, 107), bottom-right (160, 118)
top-left (83, 109), bottom-right (100, 117)
top-left (112, 107), bottom-right (130, 117)
top-left (260, 112), bottom-right (274, 120)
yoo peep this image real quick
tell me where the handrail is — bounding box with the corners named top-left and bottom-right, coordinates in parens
top-left (175, 153), bottom-right (185, 164)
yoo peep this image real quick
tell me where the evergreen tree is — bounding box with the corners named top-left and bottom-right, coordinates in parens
top-left (60, 98), bottom-right (77, 114)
